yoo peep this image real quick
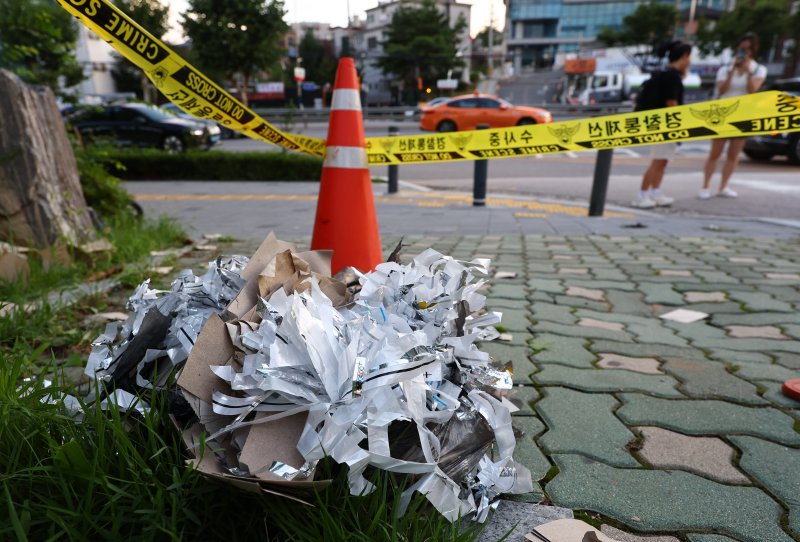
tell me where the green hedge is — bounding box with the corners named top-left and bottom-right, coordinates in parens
top-left (98, 148), bottom-right (323, 181)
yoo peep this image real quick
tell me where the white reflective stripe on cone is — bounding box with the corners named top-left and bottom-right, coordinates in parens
top-left (324, 146), bottom-right (368, 169)
top-left (331, 89), bottom-right (361, 111)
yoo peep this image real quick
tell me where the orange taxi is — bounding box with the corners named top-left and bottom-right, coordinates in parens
top-left (419, 93), bottom-right (553, 132)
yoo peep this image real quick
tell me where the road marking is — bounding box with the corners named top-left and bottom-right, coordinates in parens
top-left (732, 179), bottom-right (800, 195)
top-left (134, 191), bottom-right (637, 218)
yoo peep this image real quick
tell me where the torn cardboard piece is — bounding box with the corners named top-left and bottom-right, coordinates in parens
top-left (526, 519), bottom-right (621, 542)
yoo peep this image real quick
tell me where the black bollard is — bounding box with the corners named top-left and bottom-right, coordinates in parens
top-left (387, 126), bottom-right (399, 194)
top-left (589, 148), bottom-right (614, 217)
top-left (473, 124), bottom-right (490, 206)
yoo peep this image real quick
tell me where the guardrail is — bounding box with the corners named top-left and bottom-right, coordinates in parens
top-left (251, 103), bottom-right (632, 123)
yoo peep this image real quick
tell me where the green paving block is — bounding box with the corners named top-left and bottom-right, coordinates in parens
top-left (687, 535), bottom-right (742, 542)
top-left (575, 308), bottom-right (653, 326)
top-left (637, 282), bottom-right (685, 305)
top-left (490, 284), bottom-right (528, 300)
top-left (528, 263), bottom-right (557, 273)
top-left (732, 362), bottom-right (797, 383)
top-left (527, 278), bottom-right (565, 294)
top-left (758, 286), bottom-right (800, 304)
top-left (663, 321), bottom-right (729, 342)
top-left (591, 268), bottom-right (629, 281)
top-left (693, 338), bottom-right (800, 354)
top-left (479, 342), bottom-right (532, 366)
top-left (563, 279), bottom-right (638, 292)
top-left (774, 353), bottom-right (800, 370)
top-left (500, 487), bottom-right (546, 504)
top-left (498, 310), bottom-right (534, 333)
top-left (552, 295), bottom-right (611, 312)
top-left (530, 303), bottom-right (577, 325)
top-left (546, 454), bottom-right (793, 542)
top-left (591, 340), bottom-right (707, 361)
top-left (488, 298), bottom-right (530, 311)
top-left (508, 385), bottom-right (539, 415)
top-left (627, 322), bottom-right (690, 347)
top-left (535, 365), bottom-right (683, 397)
top-left (512, 356), bottom-right (539, 385)
top-left (706, 349), bottom-right (773, 364)
top-left (532, 320), bottom-right (634, 343)
top-left (605, 290), bottom-right (652, 317)
top-left (729, 436), bottom-right (800, 538)
top-left (757, 380), bottom-right (800, 411)
top-left (617, 394), bottom-right (800, 445)
top-left (711, 312), bottom-right (800, 327)
top-left (530, 334), bottom-right (596, 368)
top-left (661, 359), bottom-right (765, 405)
top-left (535, 387), bottom-right (638, 467)
top-left (694, 270), bottom-right (739, 284)
top-left (782, 324), bottom-right (800, 340)
top-left (728, 292), bottom-right (795, 313)
top-left (528, 290), bottom-right (556, 303)
top-left (512, 416), bottom-right (551, 481)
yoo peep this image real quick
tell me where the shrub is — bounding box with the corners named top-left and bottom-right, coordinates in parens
top-left (103, 149), bottom-right (323, 181)
top-left (74, 146), bottom-right (137, 221)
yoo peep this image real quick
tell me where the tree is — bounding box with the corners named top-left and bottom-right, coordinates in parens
top-left (598, 2), bottom-right (678, 48)
top-left (0, 0), bottom-right (83, 101)
top-left (182, 0), bottom-right (289, 106)
top-left (696, 0), bottom-right (789, 60)
top-left (378, 0), bottom-right (467, 102)
top-left (297, 29), bottom-right (336, 85)
top-left (111, 0), bottom-right (170, 103)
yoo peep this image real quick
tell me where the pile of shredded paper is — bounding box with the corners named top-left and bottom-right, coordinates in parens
top-left (81, 234), bottom-right (532, 522)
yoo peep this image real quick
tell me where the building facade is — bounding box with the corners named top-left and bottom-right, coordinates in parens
top-left (504, 0), bottom-right (734, 72)
top-left (72, 25), bottom-right (117, 100)
top-left (360, 0), bottom-right (471, 105)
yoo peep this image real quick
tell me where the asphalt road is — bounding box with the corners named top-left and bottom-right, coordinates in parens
top-left (216, 121), bottom-right (800, 220)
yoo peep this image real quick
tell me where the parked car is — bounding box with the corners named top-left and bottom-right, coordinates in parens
top-left (161, 103), bottom-right (235, 140)
top-left (419, 93), bottom-right (553, 132)
top-left (69, 103), bottom-right (218, 152)
top-left (743, 78), bottom-right (800, 164)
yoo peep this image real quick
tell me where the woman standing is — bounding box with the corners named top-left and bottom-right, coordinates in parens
top-left (700, 33), bottom-right (767, 199)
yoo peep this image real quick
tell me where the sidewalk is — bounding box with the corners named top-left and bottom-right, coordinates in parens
top-left (141, 184), bottom-right (800, 540)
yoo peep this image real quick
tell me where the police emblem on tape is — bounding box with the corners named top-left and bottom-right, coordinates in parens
top-left (690, 101), bottom-right (739, 126)
top-left (548, 123), bottom-right (581, 145)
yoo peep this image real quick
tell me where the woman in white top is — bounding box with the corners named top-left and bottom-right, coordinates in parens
top-left (700, 33), bottom-right (767, 199)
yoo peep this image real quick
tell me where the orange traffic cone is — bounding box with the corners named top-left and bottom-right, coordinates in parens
top-left (311, 57), bottom-right (382, 274)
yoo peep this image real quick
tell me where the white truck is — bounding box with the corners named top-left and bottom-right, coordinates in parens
top-left (578, 69), bottom-right (702, 105)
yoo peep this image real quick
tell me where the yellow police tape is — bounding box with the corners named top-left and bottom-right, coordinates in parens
top-left (59, 0), bottom-right (800, 166)
top-left (56, 0), bottom-right (326, 157)
top-left (366, 91), bottom-right (800, 164)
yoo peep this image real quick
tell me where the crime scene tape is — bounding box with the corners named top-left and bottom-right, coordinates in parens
top-left (58, 0), bottom-right (800, 166)
top-left (56, 0), bottom-right (326, 157)
top-left (365, 91), bottom-right (800, 164)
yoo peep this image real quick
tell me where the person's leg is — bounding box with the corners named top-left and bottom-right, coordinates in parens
top-left (643, 159), bottom-right (668, 191)
top-left (719, 137), bottom-right (746, 195)
top-left (702, 139), bottom-right (726, 190)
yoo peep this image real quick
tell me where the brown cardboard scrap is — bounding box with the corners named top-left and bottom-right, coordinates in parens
top-left (177, 314), bottom-right (234, 408)
top-left (238, 412), bottom-right (309, 481)
top-left (526, 519), bottom-right (621, 542)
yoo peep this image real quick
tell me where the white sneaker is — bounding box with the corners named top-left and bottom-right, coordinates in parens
top-left (718, 187), bottom-right (738, 198)
top-left (631, 195), bottom-right (656, 209)
top-left (652, 194), bottom-right (674, 207)
top-left (698, 189), bottom-right (711, 200)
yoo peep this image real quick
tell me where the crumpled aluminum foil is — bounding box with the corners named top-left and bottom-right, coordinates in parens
top-left (198, 248), bottom-right (532, 521)
top-left (84, 255), bottom-right (249, 396)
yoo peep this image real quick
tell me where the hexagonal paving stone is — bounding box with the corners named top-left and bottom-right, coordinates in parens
top-left (597, 353), bottom-right (663, 375)
top-left (732, 362), bottom-right (797, 383)
top-left (535, 387), bottom-right (638, 467)
top-left (684, 291), bottom-right (727, 303)
top-left (600, 525), bottom-right (680, 542)
top-left (616, 394), bottom-right (800, 445)
top-left (726, 326), bottom-right (788, 340)
top-left (729, 435), bottom-right (800, 538)
top-left (546, 454), bottom-right (793, 542)
top-left (686, 535), bottom-right (742, 542)
top-left (636, 426), bottom-right (750, 484)
top-left (661, 358), bottom-right (765, 405)
top-left (535, 365), bottom-right (682, 397)
top-left (508, 385), bottom-right (539, 416)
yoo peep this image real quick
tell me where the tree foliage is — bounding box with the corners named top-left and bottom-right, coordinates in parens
top-left (598, 2), bottom-right (678, 48)
top-left (297, 29), bottom-right (336, 85)
top-left (0, 0), bottom-right (83, 101)
top-left (696, 0), bottom-right (789, 58)
top-left (182, 0), bottom-right (289, 105)
top-left (111, 0), bottom-right (170, 102)
top-left (378, 0), bottom-right (467, 91)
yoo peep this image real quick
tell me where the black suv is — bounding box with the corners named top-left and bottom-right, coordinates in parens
top-left (743, 78), bottom-right (800, 164)
top-left (69, 103), bottom-right (216, 152)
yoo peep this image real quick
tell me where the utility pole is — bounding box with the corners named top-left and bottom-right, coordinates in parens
top-left (487, 1), bottom-right (494, 78)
